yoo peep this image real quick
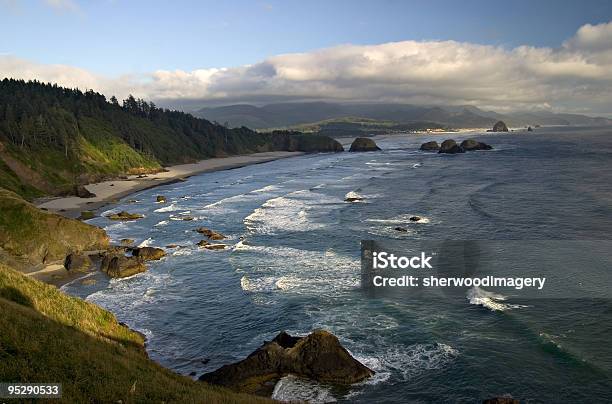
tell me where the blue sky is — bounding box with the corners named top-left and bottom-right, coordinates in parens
top-left (1, 0), bottom-right (612, 115)
top-left (2, 0), bottom-right (612, 75)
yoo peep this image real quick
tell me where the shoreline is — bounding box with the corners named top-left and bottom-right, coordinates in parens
top-left (36, 151), bottom-right (304, 219)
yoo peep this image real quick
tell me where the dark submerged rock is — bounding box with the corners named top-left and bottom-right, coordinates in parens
top-left (156, 195), bottom-right (167, 203)
top-left (106, 211), bottom-right (144, 221)
top-left (420, 141), bottom-right (440, 151)
top-left (200, 330), bottom-right (374, 395)
top-left (438, 139), bottom-right (465, 154)
top-left (482, 398), bottom-right (520, 404)
top-left (409, 216), bottom-right (422, 222)
top-left (394, 227), bottom-right (408, 232)
top-left (349, 137), bottom-right (381, 152)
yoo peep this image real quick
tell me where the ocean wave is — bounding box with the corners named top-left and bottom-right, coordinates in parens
top-left (251, 184), bottom-right (279, 193)
top-left (466, 286), bottom-right (526, 311)
top-left (138, 238), bottom-right (154, 247)
top-left (243, 191), bottom-right (338, 235)
top-left (271, 375), bottom-right (336, 403)
top-left (154, 203), bottom-right (180, 213)
top-left (154, 220), bottom-right (169, 227)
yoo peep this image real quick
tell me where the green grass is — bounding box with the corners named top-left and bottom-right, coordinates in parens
top-left (0, 263), bottom-right (273, 403)
top-left (0, 159), bottom-right (43, 200)
top-left (0, 188), bottom-right (109, 264)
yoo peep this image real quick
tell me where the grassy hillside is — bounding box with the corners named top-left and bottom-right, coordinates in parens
top-left (0, 79), bottom-right (342, 198)
top-left (0, 263), bottom-right (272, 403)
top-left (0, 188), bottom-right (109, 265)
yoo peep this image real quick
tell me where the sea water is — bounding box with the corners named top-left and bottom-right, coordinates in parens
top-left (63, 126), bottom-right (612, 402)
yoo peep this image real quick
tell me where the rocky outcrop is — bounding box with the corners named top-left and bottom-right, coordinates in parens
top-left (438, 139), bottom-right (465, 154)
top-left (64, 253), bottom-right (92, 271)
top-left (420, 141), bottom-right (440, 151)
top-left (196, 228), bottom-right (226, 240)
top-left (349, 137), bottom-right (381, 152)
top-left (100, 252), bottom-right (146, 278)
top-left (460, 139), bottom-right (493, 151)
top-left (200, 330), bottom-right (374, 395)
top-left (120, 239), bottom-right (135, 247)
top-left (0, 188), bottom-right (109, 265)
top-left (492, 121), bottom-right (509, 132)
top-left (131, 247), bottom-right (166, 261)
top-left (74, 185), bottom-right (96, 198)
top-left (106, 211), bottom-right (144, 221)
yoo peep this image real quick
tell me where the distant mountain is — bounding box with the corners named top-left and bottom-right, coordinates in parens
top-left (195, 102), bottom-right (612, 130)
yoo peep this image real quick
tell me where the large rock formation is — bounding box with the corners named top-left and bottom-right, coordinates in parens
top-left (460, 139), bottom-right (493, 151)
top-left (63, 253), bottom-right (92, 271)
top-left (100, 251), bottom-right (146, 278)
top-left (131, 247), bottom-right (166, 261)
top-left (200, 330), bottom-right (374, 395)
top-left (0, 188), bottom-right (109, 266)
top-left (74, 185), bottom-right (96, 198)
top-left (349, 137), bottom-right (381, 152)
top-left (492, 121), bottom-right (509, 132)
top-left (420, 141), bottom-right (440, 151)
top-left (438, 139), bottom-right (465, 154)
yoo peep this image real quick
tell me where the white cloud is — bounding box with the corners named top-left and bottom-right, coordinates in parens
top-left (2, 21), bottom-right (612, 115)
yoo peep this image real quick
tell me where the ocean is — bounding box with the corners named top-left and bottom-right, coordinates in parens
top-left (63, 126), bottom-right (612, 402)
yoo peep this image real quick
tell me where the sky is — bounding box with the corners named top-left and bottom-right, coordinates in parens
top-left (1, 0), bottom-right (612, 115)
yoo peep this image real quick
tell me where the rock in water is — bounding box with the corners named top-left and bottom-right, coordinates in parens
top-left (349, 137), bottom-right (381, 152)
top-left (120, 238), bottom-right (135, 247)
top-left (438, 139), bottom-right (465, 154)
top-left (394, 227), bottom-right (408, 232)
top-left (156, 195), bottom-right (167, 203)
top-left (64, 253), bottom-right (91, 271)
top-left (409, 216), bottom-right (422, 222)
top-left (196, 227), bottom-right (226, 240)
top-left (131, 247), bottom-right (166, 261)
top-left (460, 139), bottom-right (493, 151)
top-left (106, 211), bottom-right (144, 221)
top-left (420, 141), bottom-right (440, 151)
top-left (100, 253), bottom-right (146, 278)
top-left (200, 330), bottom-right (374, 395)
top-left (492, 121), bottom-right (509, 132)
top-left (527, 126), bottom-right (533, 132)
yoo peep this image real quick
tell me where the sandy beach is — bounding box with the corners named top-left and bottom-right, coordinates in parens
top-left (36, 151), bottom-right (303, 218)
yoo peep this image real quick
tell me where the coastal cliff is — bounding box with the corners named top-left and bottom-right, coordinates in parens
top-left (0, 188), bottom-right (109, 266)
top-left (0, 79), bottom-right (342, 199)
top-left (0, 262), bottom-right (272, 403)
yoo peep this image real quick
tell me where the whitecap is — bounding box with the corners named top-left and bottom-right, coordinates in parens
top-left (271, 375), bottom-right (336, 403)
top-left (154, 220), bottom-right (169, 227)
top-left (466, 286), bottom-right (526, 311)
top-left (138, 238), bottom-right (154, 247)
top-left (154, 203), bottom-right (179, 213)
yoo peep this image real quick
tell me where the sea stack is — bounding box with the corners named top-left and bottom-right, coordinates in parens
top-left (492, 121), bottom-right (509, 132)
top-left (349, 137), bottom-right (381, 152)
top-left (200, 330), bottom-right (374, 395)
top-left (460, 139), bottom-right (493, 151)
top-left (420, 141), bottom-right (440, 151)
top-left (438, 139), bottom-right (465, 154)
